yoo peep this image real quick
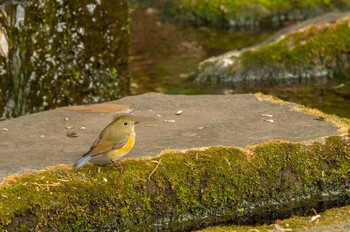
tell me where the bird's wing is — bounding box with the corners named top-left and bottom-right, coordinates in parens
top-left (90, 136), bottom-right (100, 148)
top-left (83, 135), bottom-right (129, 157)
top-left (111, 136), bottom-right (129, 150)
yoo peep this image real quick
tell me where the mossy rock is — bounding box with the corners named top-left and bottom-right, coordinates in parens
top-left (190, 15), bottom-right (350, 86)
top-left (131, 0), bottom-right (350, 28)
top-left (1, 128), bottom-right (350, 230)
top-left (0, 0), bottom-right (130, 118)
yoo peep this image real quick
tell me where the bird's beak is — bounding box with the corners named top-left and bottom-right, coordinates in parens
top-left (134, 121), bottom-right (140, 124)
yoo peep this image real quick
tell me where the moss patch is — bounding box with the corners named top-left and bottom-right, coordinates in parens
top-left (240, 17), bottom-right (350, 79)
top-left (0, 0), bottom-right (130, 118)
top-left (132, 0), bottom-right (350, 28)
top-left (1, 133), bottom-right (350, 230)
top-left (192, 17), bottom-right (350, 87)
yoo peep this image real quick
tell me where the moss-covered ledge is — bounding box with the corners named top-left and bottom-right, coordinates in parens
top-left (132, 0), bottom-right (350, 28)
top-left (191, 16), bottom-right (350, 85)
top-left (1, 129), bottom-right (350, 230)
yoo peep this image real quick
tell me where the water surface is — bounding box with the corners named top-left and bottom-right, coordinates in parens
top-left (129, 7), bottom-right (350, 118)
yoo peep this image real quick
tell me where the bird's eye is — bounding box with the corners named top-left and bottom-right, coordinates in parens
top-left (123, 122), bottom-right (129, 126)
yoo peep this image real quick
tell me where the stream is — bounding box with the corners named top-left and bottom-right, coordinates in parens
top-left (129, 7), bottom-right (350, 118)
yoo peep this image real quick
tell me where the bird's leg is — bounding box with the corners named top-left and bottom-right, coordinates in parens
top-left (110, 159), bottom-right (124, 174)
top-left (110, 159), bottom-right (119, 166)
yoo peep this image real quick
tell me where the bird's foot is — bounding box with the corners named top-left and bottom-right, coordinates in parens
top-left (110, 159), bottom-right (124, 174)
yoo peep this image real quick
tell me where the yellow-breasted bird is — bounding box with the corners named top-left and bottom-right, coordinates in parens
top-left (73, 115), bottom-right (138, 169)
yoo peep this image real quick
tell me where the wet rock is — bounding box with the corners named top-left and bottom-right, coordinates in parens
top-left (133, 0), bottom-right (350, 28)
top-left (190, 12), bottom-right (350, 87)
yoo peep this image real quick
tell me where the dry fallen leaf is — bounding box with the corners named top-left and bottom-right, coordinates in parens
top-left (64, 117), bottom-right (69, 121)
top-left (64, 125), bottom-right (73, 129)
top-left (164, 119), bottom-right (175, 123)
top-left (176, 110), bottom-right (183, 115)
top-left (79, 127), bottom-right (86, 130)
top-left (2, 127), bottom-right (8, 132)
top-left (66, 131), bottom-right (78, 138)
top-left (310, 214), bottom-right (321, 222)
top-left (314, 116), bottom-right (325, 121)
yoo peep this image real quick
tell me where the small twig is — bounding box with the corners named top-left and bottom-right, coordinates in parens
top-left (30, 182), bottom-right (64, 188)
top-left (148, 160), bottom-right (161, 180)
top-left (146, 124), bottom-right (157, 127)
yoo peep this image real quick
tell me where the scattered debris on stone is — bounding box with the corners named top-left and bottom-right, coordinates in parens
top-left (314, 116), bottom-right (325, 121)
top-left (310, 208), bottom-right (321, 222)
top-left (66, 131), bottom-right (78, 138)
top-left (311, 214), bottom-right (321, 222)
top-left (164, 119), bottom-right (175, 123)
top-left (176, 110), bottom-right (183, 115)
top-left (262, 114), bottom-right (273, 117)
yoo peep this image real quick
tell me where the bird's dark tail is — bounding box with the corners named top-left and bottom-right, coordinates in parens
top-left (73, 155), bottom-right (92, 169)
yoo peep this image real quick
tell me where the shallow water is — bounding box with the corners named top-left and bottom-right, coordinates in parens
top-left (128, 7), bottom-right (274, 95)
top-left (129, 7), bottom-right (350, 118)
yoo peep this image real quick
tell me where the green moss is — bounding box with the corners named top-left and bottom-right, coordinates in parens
top-left (1, 132), bottom-right (350, 230)
top-left (240, 18), bottom-right (350, 78)
top-left (141, 0), bottom-right (350, 27)
top-left (192, 17), bottom-right (350, 103)
top-left (0, 0), bottom-right (130, 118)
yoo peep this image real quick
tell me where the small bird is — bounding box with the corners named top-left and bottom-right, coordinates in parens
top-left (73, 115), bottom-right (138, 169)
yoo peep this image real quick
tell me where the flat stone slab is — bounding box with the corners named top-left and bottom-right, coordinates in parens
top-left (0, 93), bottom-right (338, 181)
